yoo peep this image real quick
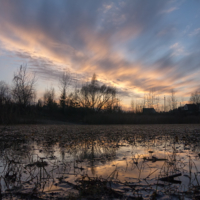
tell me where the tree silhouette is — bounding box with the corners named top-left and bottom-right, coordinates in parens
top-left (77, 74), bottom-right (117, 111)
top-left (43, 87), bottom-right (56, 111)
top-left (12, 65), bottom-right (36, 108)
top-left (190, 89), bottom-right (200, 104)
top-left (0, 81), bottom-right (10, 105)
top-left (59, 72), bottom-right (71, 112)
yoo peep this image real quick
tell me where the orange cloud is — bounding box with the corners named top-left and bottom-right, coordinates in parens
top-left (0, 0), bottom-right (199, 109)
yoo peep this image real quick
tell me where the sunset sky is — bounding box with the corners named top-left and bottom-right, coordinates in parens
top-left (0, 0), bottom-right (200, 109)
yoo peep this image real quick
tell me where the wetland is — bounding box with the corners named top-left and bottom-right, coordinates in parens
top-left (0, 124), bottom-right (200, 199)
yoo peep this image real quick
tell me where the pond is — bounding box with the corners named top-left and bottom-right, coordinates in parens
top-left (0, 124), bottom-right (200, 199)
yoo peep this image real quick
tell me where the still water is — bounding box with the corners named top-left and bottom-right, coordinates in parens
top-left (0, 124), bottom-right (200, 199)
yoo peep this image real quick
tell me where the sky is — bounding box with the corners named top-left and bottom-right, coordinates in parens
top-left (0, 0), bottom-right (200, 109)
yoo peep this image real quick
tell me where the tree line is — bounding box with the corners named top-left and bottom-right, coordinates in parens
top-left (0, 65), bottom-right (120, 124)
top-left (1, 65), bottom-right (200, 124)
top-left (130, 89), bottom-right (179, 113)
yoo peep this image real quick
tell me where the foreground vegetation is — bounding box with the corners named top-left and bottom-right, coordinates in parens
top-left (0, 124), bottom-right (200, 199)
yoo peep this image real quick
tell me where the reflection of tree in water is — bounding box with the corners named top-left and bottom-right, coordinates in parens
top-left (0, 133), bottom-right (59, 198)
top-left (1, 125), bottom-right (200, 199)
top-left (0, 137), bottom-right (32, 164)
top-left (60, 148), bottom-right (65, 161)
top-left (63, 138), bottom-right (119, 175)
top-left (1, 149), bottom-right (56, 199)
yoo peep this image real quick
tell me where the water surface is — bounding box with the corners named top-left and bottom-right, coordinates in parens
top-left (0, 124), bottom-right (200, 199)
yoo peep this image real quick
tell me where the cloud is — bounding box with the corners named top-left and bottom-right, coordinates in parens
top-left (0, 0), bottom-right (200, 103)
top-left (170, 43), bottom-right (189, 56)
top-left (161, 7), bottom-right (178, 13)
top-left (189, 28), bottom-right (200, 36)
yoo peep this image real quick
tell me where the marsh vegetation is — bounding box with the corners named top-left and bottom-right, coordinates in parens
top-left (0, 124), bottom-right (200, 199)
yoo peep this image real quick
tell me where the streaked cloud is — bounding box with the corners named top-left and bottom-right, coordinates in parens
top-left (161, 7), bottom-right (178, 14)
top-left (170, 43), bottom-right (189, 56)
top-left (189, 28), bottom-right (200, 36)
top-left (0, 0), bottom-right (200, 104)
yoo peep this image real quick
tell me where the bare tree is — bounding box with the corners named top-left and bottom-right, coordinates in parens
top-left (167, 96), bottom-right (172, 111)
top-left (0, 81), bottom-right (10, 105)
top-left (59, 72), bottom-right (71, 111)
top-left (0, 81), bottom-right (12, 124)
top-left (43, 87), bottom-right (55, 108)
top-left (37, 99), bottom-right (43, 108)
top-left (131, 99), bottom-right (135, 113)
top-left (77, 74), bottom-right (117, 111)
top-left (144, 89), bottom-right (159, 110)
top-left (12, 65), bottom-right (36, 107)
top-left (171, 89), bottom-right (177, 110)
top-left (135, 99), bottom-right (143, 113)
top-left (190, 89), bottom-right (200, 104)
